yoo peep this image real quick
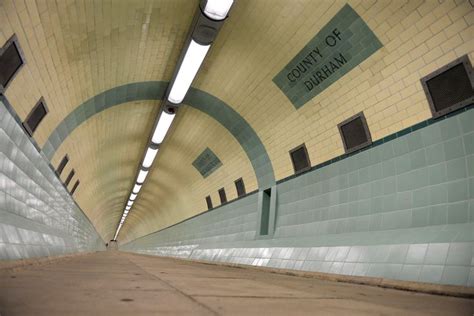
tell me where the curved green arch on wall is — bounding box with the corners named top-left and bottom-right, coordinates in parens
top-left (42, 81), bottom-right (275, 189)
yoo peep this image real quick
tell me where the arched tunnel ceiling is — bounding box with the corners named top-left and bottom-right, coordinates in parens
top-left (54, 101), bottom-right (257, 242)
top-left (2, 0), bottom-right (472, 242)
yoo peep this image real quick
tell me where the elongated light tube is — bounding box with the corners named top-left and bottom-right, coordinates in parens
top-left (114, 223), bottom-right (122, 240)
top-left (132, 184), bottom-right (142, 194)
top-left (203, 0), bottom-right (234, 20)
top-left (151, 112), bottom-right (176, 144)
top-left (142, 147), bottom-right (159, 168)
top-left (136, 169), bottom-right (148, 184)
top-left (114, 2), bottom-right (234, 241)
top-left (167, 40), bottom-right (210, 104)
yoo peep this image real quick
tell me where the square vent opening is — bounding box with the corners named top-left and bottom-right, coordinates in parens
top-left (23, 98), bottom-right (48, 136)
top-left (0, 35), bottom-right (24, 91)
top-left (338, 112), bottom-right (372, 153)
top-left (71, 180), bottom-right (80, 195)
top-left (218, 188), bottom-right (227, 204)
top-left (56, 155), bottom-right (69, 176)
top-left (235, 178), bottom-right (246, 197)
top-left (421, 55), bottom-right (474, 117)
top-left (65, 169), bottom-right (75, 187)
top-left (289, 143), bottom-right (311, 174)
top-left (205, 195), bottom-right (213, 210)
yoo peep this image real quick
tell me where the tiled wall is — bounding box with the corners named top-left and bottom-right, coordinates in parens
top-left (122, 107), bottom-right (474, 287)
top-left (0, 99), bottom-right (104, 260)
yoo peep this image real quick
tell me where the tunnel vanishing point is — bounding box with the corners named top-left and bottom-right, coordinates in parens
top-left (0, 0), bottom-right (474, 315)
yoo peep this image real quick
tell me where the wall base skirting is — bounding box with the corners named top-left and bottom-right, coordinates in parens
top-left (125, 251), bottom-right (474, 299)
top-left (0, 251), bottom-right (103, 273)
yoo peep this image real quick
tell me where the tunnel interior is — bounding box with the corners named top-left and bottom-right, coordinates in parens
top-left (0, 0), bottom-right (474, 314)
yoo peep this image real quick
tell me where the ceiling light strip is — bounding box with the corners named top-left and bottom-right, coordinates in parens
top-left (113, 0), bottom-right (234, 241)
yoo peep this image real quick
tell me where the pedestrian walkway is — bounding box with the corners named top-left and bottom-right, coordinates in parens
top-left (0, 252), bottom-right (472, 315)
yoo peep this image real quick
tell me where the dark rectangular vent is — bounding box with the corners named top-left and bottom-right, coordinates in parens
top-left (260, 188), bottom-right (272, 236)
top-left (289, 143), bottom-right (311, 174)
top-left (65, 169), bottom-right (75, 187)
top-left (71, 180), bottom-right (80, 195)
top-left (218, 188), bottom-right (227, 204)
top-left (338, 112), bottom-right (372, 153)
top-left (23, 98), bottom-right (48, 136)
top-left (0, 35), bottom-right (24, 91)
top-left (421, 55), bottom-right (474, 117)
top-left (235, 178), bottom-right (246, 197)
top-left (205, 195), bottom-right (213, 210)
top-left (56, 155), bottom-right (69, 176)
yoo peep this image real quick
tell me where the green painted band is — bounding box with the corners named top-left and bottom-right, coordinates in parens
top-left (41, 82), bottom-right (275, 189)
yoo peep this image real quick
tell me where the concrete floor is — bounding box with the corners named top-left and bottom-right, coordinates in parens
top-left (0, 252), bottom-right (472, 315)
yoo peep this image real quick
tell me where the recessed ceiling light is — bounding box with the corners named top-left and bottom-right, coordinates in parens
top-left (203, 0), bottom-right (234, 20)
top-left (151, 112), bottom-right (176, 143)
top-left (142, 147), bottom-right (159, 168)
top-left (167, 40), bottom-right (210, 104)
top-left (132, 184), bottom-right (142, 194)
top-left (136, 169), bottom-right (148, 184)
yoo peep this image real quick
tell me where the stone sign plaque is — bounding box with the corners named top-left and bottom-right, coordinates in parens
top-left (192, 147), bottom-right (222, 178)
top-left (273, 4), bottom-right (383, 109)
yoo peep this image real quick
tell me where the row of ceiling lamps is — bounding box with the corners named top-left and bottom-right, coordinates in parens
top-left (114, 0), bottom-right (234, 240)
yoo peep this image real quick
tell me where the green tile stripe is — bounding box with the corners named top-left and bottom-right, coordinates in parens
top-left (273, 4), bottom-right (383, 109)
top-left (41, 82), bottom-right (275, 189)
top-left (192, 147), bottom-right (222, 178)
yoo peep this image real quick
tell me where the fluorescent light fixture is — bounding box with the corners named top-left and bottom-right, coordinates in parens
top-left (136, 169), bottom-right (148, 184)
top-left (130, 193), bottom-right (137, 201)
top-left (203, 0), bottom-right (234, 20)
top-left (125, 206), bottom-right (131, 210)
top-left (151, 112), bottom-right (176, 143)
top-left (167, 40), bottom-right (210, 104)
top-left (132, 184), bottom-right (142, 194)
top-left (127, 200), bottom-right (134, 206)
top-left (142, 147), bottom-right (159, 168)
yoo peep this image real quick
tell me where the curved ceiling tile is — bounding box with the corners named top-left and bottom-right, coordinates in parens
top-left (119, 106), bottom-right (258, 243)
top-left (1, 0), bottom-right (195, 148)
top-left (52, 100), bottom-right (160, 241)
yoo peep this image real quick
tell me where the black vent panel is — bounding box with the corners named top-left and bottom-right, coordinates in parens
top-left (218, 188), bottom-right (227, 204)
top-left (290, 144), bottom-right (311, 174)
top-left (423, 56), bottom-right (474, 117)
top-left (71, 180), bottom-right (80, 195)
top-left (338, 112), bottom-right (372, 153)
top-left (235, 178), bottom-right (246, 197)
top-left (205, 195), bottom-right (213, 210)
top-left (0, 38), bottom-right (23, 89)
top-left (57, 155), bottom-right (69, 176)
top-left (65, 169), bottom-right (75, 186)
top-left (23, 99), bottom-right (48, 136)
